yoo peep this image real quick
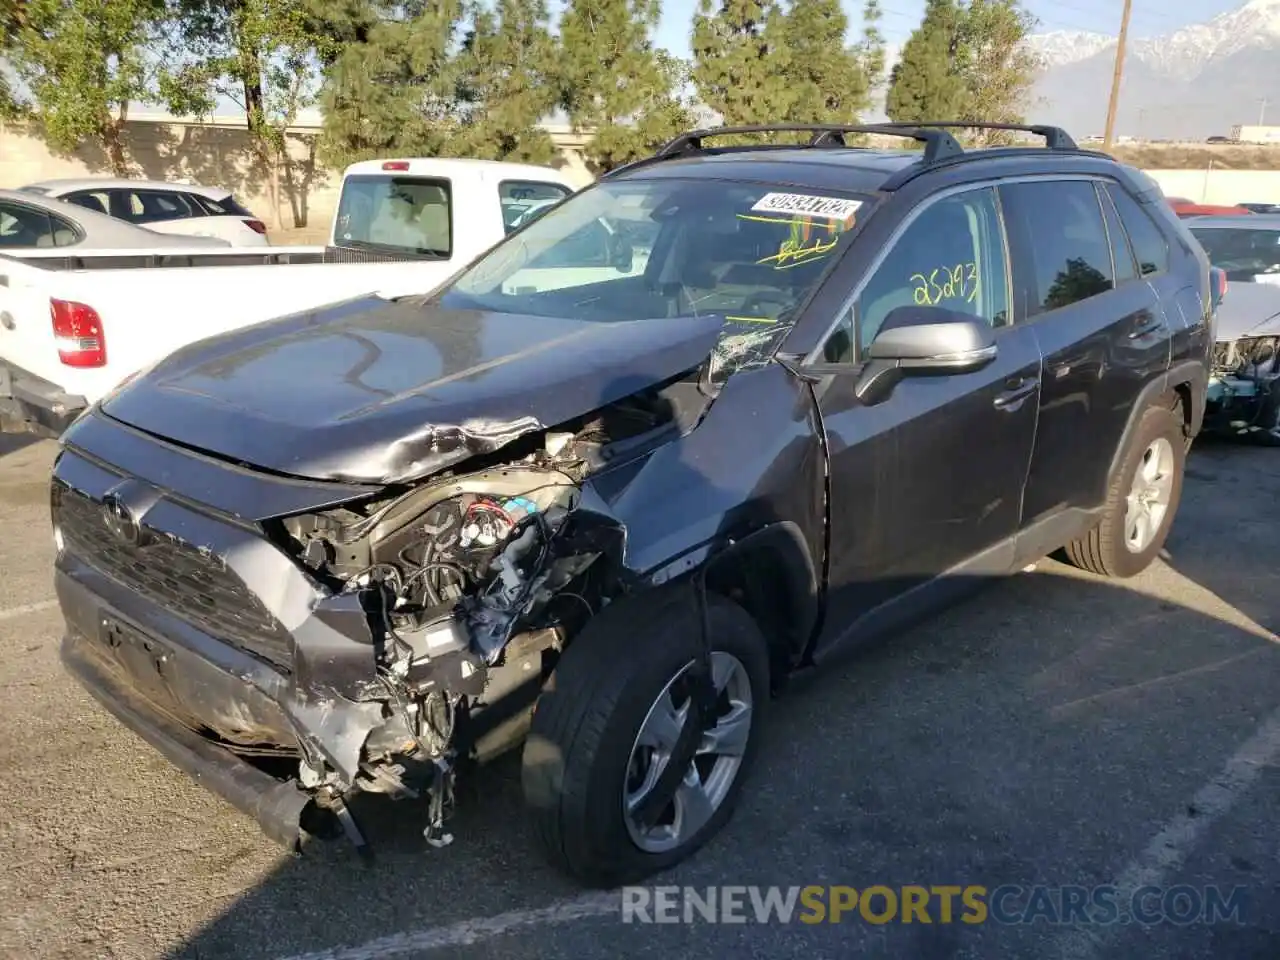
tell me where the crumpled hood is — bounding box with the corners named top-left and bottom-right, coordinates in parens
top-left (1215, 281), bottom-right (1280, 341)
top-left (101, 295), bottom-right (726, 484)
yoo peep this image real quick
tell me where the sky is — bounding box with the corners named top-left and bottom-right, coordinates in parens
top-left (648, 0), bottom-right (1253, 58)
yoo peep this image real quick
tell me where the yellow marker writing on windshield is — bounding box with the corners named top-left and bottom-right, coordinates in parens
top-left (746, 215), bottom-right (846, 269)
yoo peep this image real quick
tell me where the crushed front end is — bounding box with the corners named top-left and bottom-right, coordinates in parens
top-left (50, 396), bottom-right (679, 853)
top-left (1204, 335), bottom-right (1280, 442)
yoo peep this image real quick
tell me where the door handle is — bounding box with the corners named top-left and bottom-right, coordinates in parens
top-left (1128, 317), bottom-right (1166, 339)
top-left (993, 376), bottom-right (1039, 409)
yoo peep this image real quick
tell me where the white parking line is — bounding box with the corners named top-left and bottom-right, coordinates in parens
top-left (0, 599), bottom-right (57, 622)
top-left (276, 893), bottom-right (618, 960)
top-left (1055, 704), bottom-right (1280, 960)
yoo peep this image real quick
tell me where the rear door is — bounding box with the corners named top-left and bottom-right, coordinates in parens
top-left (1107, 182), bottom-right (1209, 372)
top-left (1001, 177), bottom-right (1173, 525)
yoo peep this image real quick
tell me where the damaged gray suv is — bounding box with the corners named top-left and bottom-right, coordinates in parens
top-left (52, 123), bottom-right (1213, 887)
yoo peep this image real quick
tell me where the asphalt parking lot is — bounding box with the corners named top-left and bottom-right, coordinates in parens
top-left (1, 430), bottom-right (1278, 960)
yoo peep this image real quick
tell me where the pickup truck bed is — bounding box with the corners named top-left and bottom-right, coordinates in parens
top-left (0, 246), bottom-right (457, 436)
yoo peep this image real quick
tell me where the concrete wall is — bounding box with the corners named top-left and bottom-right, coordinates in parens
top-left (0, 117), bottom-right (597, 237)
top-left (1144, 169), bottom-right (1280, 206)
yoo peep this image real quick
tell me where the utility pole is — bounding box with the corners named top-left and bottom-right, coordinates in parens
top-left (1102, 0), bottom-right (1134, 151)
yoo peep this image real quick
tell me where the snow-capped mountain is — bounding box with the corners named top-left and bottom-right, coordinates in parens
top-left (1030, 0), bottom-right (1280, 74)
top-left (1028, 0), bottom-right (1280, 139)
top-left (1026, 30), bottom-right (1114, 70)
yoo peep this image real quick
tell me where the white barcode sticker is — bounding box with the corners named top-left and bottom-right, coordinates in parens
top-left (749, 192), bottom-right (862, 221)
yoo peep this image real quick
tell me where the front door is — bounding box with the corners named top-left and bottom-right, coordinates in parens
top-left (806, 185), bottom-right (1042, 655)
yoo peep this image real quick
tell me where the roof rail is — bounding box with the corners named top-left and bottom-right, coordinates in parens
top-left (873, 122), bottom-right (1079, 151)
top-left (603, 123), bottom-right (965, 178)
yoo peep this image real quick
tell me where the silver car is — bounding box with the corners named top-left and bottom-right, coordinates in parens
top-left (1187, 215), bottom-right (1280, 443)
top-left (0, 188), bottom-right (231, 252)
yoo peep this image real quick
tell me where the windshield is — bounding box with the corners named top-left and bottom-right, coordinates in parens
top-left (1191, 226), bottom-right (1280, 279)
top-left (440, 178), bottom-right (869, 328)
top-left (334, 175), bottom-right (452, 258)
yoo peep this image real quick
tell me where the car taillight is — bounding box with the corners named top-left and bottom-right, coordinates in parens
top-left (50, 299), bottom-right (107, 368)
top-left (1210, 267), bottom-right (1228, 307)
top-left (382, 160), bottom-right (410, 171)
top-left (244, 218), bottom-right (268, 235)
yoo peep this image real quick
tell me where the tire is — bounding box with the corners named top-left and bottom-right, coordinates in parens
top-left (521, 588), bottom-right (770, 887)
top-left (1166, 391), bottom-right (1194, 452)
top-left (1063, 404), bottom-right (1186, 578)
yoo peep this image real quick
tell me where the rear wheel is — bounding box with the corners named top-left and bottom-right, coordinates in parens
top-left (1063, 404), bottom-right (1185, 578)
top-left (521, 589), bottom-right (770, 887)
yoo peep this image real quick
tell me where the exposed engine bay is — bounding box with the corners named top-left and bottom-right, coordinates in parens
top-left (1206, 335), bottom-right (1280, 440)
top-left (265, 369), bottom-right (712, 848)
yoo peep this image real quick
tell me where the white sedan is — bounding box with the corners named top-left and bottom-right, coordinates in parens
top-left (0, 188), bottom-right (231, 251)
top-left (18, 178), bottom-right (269, 246)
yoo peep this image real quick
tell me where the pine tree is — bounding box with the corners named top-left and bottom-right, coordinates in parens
top-left (775, 0), bottom-right (873, 125)
top-left (856, 0), bottom-right (887, 99)
top-left (885, 0), bottom-right (966, 124)
top-left (449, 0), bottom-right (561, 163)
top-left (558, 0), bottom-right (692, 171)
top-left (955, 0), bottom-right (1041, 143)
top-left (318, 0), bottom-right (469, 169)
top-left (691, 0), bottom-right (792, 128)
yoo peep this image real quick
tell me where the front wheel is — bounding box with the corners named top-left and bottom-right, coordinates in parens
top-left (1063, 404), bottom-right (1186, 578)
top-left (521, 589), bottom-right (770, 887)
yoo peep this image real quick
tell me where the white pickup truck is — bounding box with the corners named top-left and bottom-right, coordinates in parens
top-left (0, 157), bottom-right (582, 436)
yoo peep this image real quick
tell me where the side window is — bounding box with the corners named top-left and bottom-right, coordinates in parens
top-left (843, 187), bottom-right (1010, 354)
top-left (192, 194), bottom-right (224, 215)
top-left (1002, 180), bottom-right (1114, 315)
top-left (135, 190), bottom-right (196, 222)
top-left (115, 191), bottom-right (147, 223)
top-left (1098, 185), bottom-right (1138, 284)
top-left (0, 201), bottom-right (57, 248)
top-left (1106, 184), bottom-right (1170, 277)
top-left (64, 191), bottom-right (111, 216)
top-left (180, 193), bottom-right (210, 216)
top-left (500, 180), bottom-right (572, 234)
top-left (48, 213), bottom-right (80, 247)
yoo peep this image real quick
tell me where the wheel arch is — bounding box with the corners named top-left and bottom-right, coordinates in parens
top-left (698, 522), bottom-right (821, 681)
top-left (1106, 360), bottom-right (1206, 492)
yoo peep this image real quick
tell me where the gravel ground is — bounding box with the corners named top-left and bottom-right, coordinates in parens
top-left (0, 431), bottom-right (1277, 960)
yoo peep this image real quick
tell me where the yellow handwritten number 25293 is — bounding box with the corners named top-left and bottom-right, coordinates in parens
top-left (910, 262), bottom-right (979, 306)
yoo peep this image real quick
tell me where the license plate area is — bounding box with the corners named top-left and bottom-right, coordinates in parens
top-left (97, 615), bottom-right (181, 712)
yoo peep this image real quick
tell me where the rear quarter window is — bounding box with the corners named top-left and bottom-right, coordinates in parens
top-left (192, 193), bottom-right (256, 217)
top-left (1106, 184), bottom-right (1170, 277)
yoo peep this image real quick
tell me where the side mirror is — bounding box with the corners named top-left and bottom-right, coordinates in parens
top-left (855, 306), bottom-right (998, 405)
top-left (606, 229), bottom-right (634, 272)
